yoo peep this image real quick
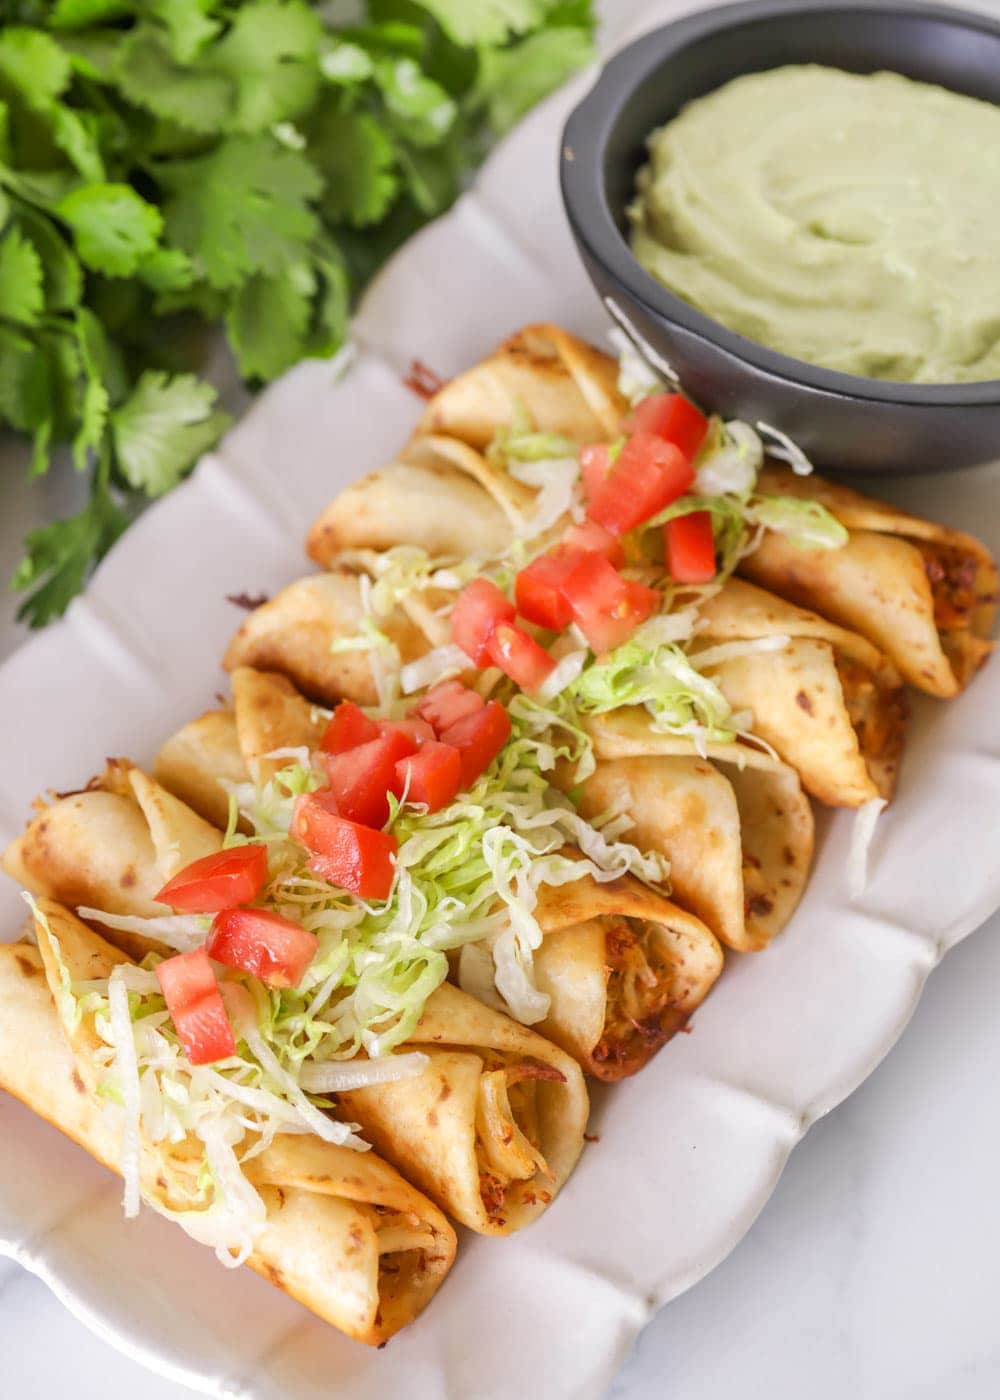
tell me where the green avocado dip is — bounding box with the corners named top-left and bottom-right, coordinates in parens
top-left (628, 65), bottom-right (1000, 384)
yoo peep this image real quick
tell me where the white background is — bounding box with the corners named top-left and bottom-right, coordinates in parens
top-left (3, 0), bottom-right (1000, 1394)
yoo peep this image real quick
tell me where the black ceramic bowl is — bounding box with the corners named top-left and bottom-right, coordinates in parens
top-left (560, 0), bottom-right (1000, 474)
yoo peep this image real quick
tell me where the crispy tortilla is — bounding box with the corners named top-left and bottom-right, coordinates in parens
top-left (152, 708), bottom-right (246, 830)
top-left (414, 324), bottom-right (626, 450)
top-left (338, 982), bottom-right (588, 1236)
top-left (692, 578), bottom-right (907, 806)
top-left (741, 464), bottom-right (997, 696)
top-left (222, 570), bottom-right (430, 707)
top-left (2, 760), bottom-right (221, 955)
top-left (4, 907), bottom-right (455, 1345)
top-left (585, 708), bottom-right (814, 950)
top-left (531, 874), bottom-right (722, 1077)
top-left (307, 435), bottom-right (530, 566)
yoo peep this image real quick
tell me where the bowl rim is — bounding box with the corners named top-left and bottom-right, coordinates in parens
top-left (560, 0), bottom-right (1000, 407)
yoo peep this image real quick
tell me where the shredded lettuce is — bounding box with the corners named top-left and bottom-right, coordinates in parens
top-left (565, 627), bottom-right (738, 749)
top-left (694, 419), bottom-right (763, 497)
top-left (745, 496), bottom-right (850, 549)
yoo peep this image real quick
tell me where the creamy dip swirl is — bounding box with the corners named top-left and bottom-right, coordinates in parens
top-left (628, 66), bottom-right (1000, 384)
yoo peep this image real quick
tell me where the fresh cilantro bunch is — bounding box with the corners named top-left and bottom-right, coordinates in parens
top-left (0, 0), bottom-right (595, 625)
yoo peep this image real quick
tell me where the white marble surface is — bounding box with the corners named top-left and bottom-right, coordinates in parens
top-left (4, 1), bottom-right (1000, 1391)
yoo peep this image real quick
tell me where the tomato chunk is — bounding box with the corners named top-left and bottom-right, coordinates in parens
top-left (294, 796), bottom-right (398, 900)
top-left (580, 442), bottom-right (611, 500)
top-left (154, 845), bottom-right (268, 914)
top-left (665, 511), bottom-right (717, 584)
top-left (561, 551), bottom-right (660, 654)
top-left (207, 908), bottom-right (318, 989)
top-left (439, 700), bottom-right (511, 788)
top-left (396, 740), bottom-right (462, 813)
top-left (322, 730), bottom-right (416, 828)
top-left (414, 679), bottom-right (484, 733)
top-left (450, 578), bottom-right (515, 664)
top-left (156, 948), bottom-right (236, 1066)
top-left (514, 549), bottom-right (576, 630)
top-left (377, 717), bottom-right (435, 746)
top-left (486, 622), bottom-right (555, 692)
top-left (587, 432), bottom-right (694, 536)
top-left (321, 700), bottom-right (378, 755)
top-left (630, 393), bottom-right (709, 461)
top-left (562, 519), bottom-right (625, 567)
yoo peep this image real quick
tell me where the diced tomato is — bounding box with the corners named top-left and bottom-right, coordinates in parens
top-left (561, 519), bottom-right (625, 567)
top-left (450, 578), bottom-right (515, 664)
top-left (587, 432), bottom-right (694, 536)
top-left (207, 908), bottom-right (318, 989)
top-left (665, 511), bottom-right (717, 584)
top-left (320, 700), bottom-right (378, 755)
top-left (561, 551), bottom-right (661, 654)
top-left (486, 622), bottom-right (555, 692)
top-left (580, 442), bottom-right (611, 500)
top-left (377, 717), bottom-right (435, 746)
top-left (156, 948), bottom-right (236, 1066)
top-left (295, 810), bottom-right (398, 904)
top-left (414, 679), bottom-right (484, 733)
top-left (630, 393), bottom-right (709, 461)
top-left (514, 549), bottom-right (577, 630)
top-left (321, 730), bottom-right (416, 828)
top-left (439, 700), bottom-right (511, 788)
top-left (396, 740), bottom-right (462, 813)
top-left (154, 845), bottom-right (268, 914)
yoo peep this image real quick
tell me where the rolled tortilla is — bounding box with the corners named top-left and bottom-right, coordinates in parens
top-left (3, 907), bottom-right (455, 1345)
top-left (529, 874), bottom-right (722, 1077)
top-left (691, 578), bottom-right (908, 806)
top-left (740, 464), bottom-right (997, 697)
top-left (414, 323), bottom-right (627, 450)
top-left (222, 570), bottom-right (430, 707)
top-left (581, 709), bottom-right (814, 950)
top-left (307, 435), bottom-right (530, 567)
top-left (2, 760), bottom-right (221, 954)
top-left (153, 667), bottom-right (325, 825)
top-left (338, 982), bottom-right (588, 1236)
top-left (153, 708), bottom-right (245, 830)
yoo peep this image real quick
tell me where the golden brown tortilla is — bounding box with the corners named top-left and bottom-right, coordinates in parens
top-left (153, 708), bottom-right (246, 831)
top-left (222, 570), bottom-right (430, 707)
top-left (414, 324), bottom-right (627, 450)
top-left (584, 709), bottom-right (814, 950)
top-left (307, 435), bottom-right (530, 567)
top-left (2, 760), bottom-right (221, 955)
top-left (741, 464), bottom-right (997, 696)
top-left (3, 908), bottom-right (455, 1345)
top-left (690, 578), bottom-right (908, 806)
top-left (338, 981), bottom-right (588, 1236)
top-left (531, 874), bottom-right (722, 1077)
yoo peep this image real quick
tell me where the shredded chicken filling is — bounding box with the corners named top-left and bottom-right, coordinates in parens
top-left (474, 1058), bottom-right (563, 1217)
top-left (917, 541), bottom-right (986, 632)
top-left (372, 1206), bottom-right (440, 1257)
top-left (835, 656), bottom-right (907, 771)
top-left (593, 918), bottom-right (675, 1068)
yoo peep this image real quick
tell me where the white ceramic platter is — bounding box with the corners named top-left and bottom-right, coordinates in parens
top-left (3, 3), bottom-right (1000, 1395)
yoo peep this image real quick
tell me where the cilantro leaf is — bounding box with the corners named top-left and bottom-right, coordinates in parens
top-left (11, 205), bottom-right (83, 310)
top-left (13, 481), bottom-right (129, 627)
top-left (308, 106), bottom-right (399, 227)
top-left (161, 135), bottom-right (321, 289)
top-left (0, 27), bottom-right (72, 104)
top-left (50, 0), bottom-right (130, 27)
top-left (473, 26), bottom-right (595, 134)
top-left (374, 56), bottom-right (456, 147)
top-left (110, 370), bottom-right (230, 496)
top-left (144, 0), bottom-right (222, 62)
top-left (211, 0), bottom-right (322, 132)
top-left (0, 225), bottom-right (45, 326)
top-left (57, 182), bottom-right (163, 277)
top-left (113, 24), bottom-right (232, 133)
top-left (414, 0), bottom-right (546, 45)
top-left (225, 260), bottom-right (315, 381)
